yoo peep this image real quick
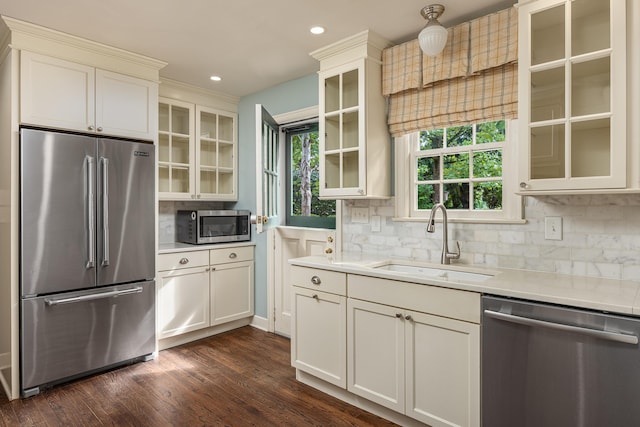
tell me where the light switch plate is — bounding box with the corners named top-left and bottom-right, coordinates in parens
top-left (352, 207), bottom-right (369, 224)
top-left (544, 216), bottom-right (562, 240)
top-left (371, 215), bottom-right (381, 232)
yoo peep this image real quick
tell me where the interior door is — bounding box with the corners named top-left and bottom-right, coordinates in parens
top-left (255, 104), bottom-right (280, 234)
top-left (97, 138), bottom-right (155, 286)
top-left (20, 128), bottom-right (97, 296)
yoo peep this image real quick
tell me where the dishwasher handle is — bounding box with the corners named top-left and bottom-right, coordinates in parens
top-left (484, 309), bottom-right (639, 345)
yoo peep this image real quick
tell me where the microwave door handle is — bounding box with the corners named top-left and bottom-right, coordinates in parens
top-left (86, 156), bottom-right (96, 269)
top-left (101, 157), bottom-right (110, 267)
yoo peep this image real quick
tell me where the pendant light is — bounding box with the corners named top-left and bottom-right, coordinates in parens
top-left (418, 4), bottom-right (448, 57)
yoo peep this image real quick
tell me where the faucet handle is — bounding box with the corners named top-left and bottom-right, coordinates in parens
top-left (447, 241), bottom-right (461, 260)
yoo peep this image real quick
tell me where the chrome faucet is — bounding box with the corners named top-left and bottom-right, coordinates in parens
top-left (427, 203), bottom-right (460, 265)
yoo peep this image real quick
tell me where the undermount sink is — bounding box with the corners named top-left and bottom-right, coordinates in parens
top-left (370, 261), bottom-right (493, 283)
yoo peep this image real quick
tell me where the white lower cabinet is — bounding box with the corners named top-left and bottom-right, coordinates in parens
top-left (291, 267), bottom-right (480, 427)
top-left (158, 245), bottom-right (254, 341)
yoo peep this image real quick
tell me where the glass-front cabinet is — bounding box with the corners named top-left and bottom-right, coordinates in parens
top-left (517, 0), bottom-right (626, 192)
top-left (158, 98), bottom-right (237, 201)
top-left (312, 30), bottom-right (391, 199)
top-left (158, 99), bottom-right (195, 199)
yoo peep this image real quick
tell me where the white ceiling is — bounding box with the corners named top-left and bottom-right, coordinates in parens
top-left (0, 0), bottom-right (515, 98)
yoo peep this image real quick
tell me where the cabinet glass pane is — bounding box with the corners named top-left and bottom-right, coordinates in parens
top-left (218, 115), bottom-right (234, 141)
top-left (571, 118), bottom-right (610, 177)
top-left (158, 165), bottom-right (170, 192)
top-left (200, 112), bottom-right (217, 139)
top-left (200, 140), bottom-right (216, 167)
top-left (343, 111), bottom-right (359, 149)
top-left (172, 106), bottom-right (191, 135)
top-left (531, 67), bottom-right (565, 122)
top-left (200, 170), bottom-right (217, 194)
top-left (325, 153), bottom-right (341, 189)
top-left (219, 142), bottom-right (234, 169)
top-left (531, 5), bottom-right (565, 65)
top-left (531, 125), bottom-right (565, 179)
top-left (325, 115), bottom-right (340, 151)
top-left (218, 171), bottom-right (234, 194)
top-left (343, 151), bottom-right (359, 188)
top-left (325, 75), bottom-right (340, 113)
top-left (572, 0), bottom-right (610, 56)
top-left (343, 69), bottom-right (359, 109)
top-left (173, 136), bottom-right (190, 164)
top-left (159, 133), bottom-right (170, 162)
top-left (172, 167), bottom-right (190, 193)
top-left (159, 103), bottom-right (169, 132)
top-left (572, 57), bottom-right (610, 117)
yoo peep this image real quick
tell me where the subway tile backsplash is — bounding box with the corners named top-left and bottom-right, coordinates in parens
top-left (341, 195), bottom-right (640, 282)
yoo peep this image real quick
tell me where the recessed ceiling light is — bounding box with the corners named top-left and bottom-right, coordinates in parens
top-left (210, 75), bottom-right (222, 82)
top-left (310, 26), bottom-right (325, 35)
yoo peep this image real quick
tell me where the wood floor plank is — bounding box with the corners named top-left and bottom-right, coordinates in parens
top-left (0, 327), bottom-right (397, 426)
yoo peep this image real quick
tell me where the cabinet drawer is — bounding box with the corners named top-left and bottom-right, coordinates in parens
top-left (291, 266), bottom-right (347, 296)
top-left (158, 250), bottom-right (209, 271)
top-left (348, 274), bottom-right (480, 323)
top-left (210, 246), bottom-right (254, 265)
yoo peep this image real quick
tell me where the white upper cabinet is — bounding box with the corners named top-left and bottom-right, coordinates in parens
top-left (312, 30), bottom-right (392, 199)
top-left (21, 51), bottom-right (157, 141)
top-left (517, 0), bottom-right (627, 192)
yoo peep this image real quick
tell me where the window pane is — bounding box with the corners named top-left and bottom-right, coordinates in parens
top-left (446, 125), bottom-right (473, 147)
top-left (417, 157), bottom-right (439, 181)
top-left (419, 129), bottom-right (444, 150)
top-left (473, 150), bottom-right (503, 178)
top-left (474, 181), bottom-right (503, 210)
top-left (476, 121), bottom-right (506, 143)
top-left (443, 153), bottom-right (470, 179)
top-left (444, 183), bottom-right (470, 209)
top-left (418, 184), bottom-right (440, 210)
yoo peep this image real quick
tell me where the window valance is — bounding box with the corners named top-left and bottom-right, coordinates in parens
top-left (382, 7), bottom-right (518, 136)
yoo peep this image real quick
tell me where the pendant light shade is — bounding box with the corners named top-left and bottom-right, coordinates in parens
top-left (418, 4), bottom-right (448, 57)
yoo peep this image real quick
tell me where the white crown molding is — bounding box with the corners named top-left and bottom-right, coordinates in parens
top-left (159, 77), bottom-right (239, 112)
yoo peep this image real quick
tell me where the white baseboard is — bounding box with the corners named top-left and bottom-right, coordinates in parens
top-left (250, 315), bottom-right (269, 331)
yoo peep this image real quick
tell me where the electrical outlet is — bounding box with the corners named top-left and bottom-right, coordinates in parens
top-left (352, 207), bottom-right (369, 224)
top-left (544, 216), bottom-right (562, 240)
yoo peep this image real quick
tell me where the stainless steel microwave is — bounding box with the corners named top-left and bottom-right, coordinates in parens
top-left (176, 210), bottom-right (251, 244)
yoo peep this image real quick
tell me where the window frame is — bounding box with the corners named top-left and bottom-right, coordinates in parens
top-left (394, 118), bottom-right (523, 223)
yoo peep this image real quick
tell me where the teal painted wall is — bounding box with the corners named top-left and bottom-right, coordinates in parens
top-left (235, 73), bottom-right (319, 318)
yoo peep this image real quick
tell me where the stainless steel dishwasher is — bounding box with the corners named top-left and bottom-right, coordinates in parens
top-left (482, 295), bottom-right (640, 427)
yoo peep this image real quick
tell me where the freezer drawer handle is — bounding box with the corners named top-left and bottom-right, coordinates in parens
top-left (484, 309), bottom-right (639, 345)
top-left (44, 286), bottom-right (143, 306)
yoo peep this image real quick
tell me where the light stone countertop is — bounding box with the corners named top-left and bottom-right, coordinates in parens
top-left (159, 241), bottom-right (256, 254)
top-left (289, 254), bottom-right (640, 317)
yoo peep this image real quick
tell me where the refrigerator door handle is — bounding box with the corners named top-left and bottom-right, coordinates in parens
top-left (86, 156), bottom-right (96, 269)
top-left (101, 157), bottom-right (110, 267)
top-left (44, 286), bottom-right (143, 306)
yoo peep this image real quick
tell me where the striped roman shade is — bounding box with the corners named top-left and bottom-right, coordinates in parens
top-left (383, 7), bottom-right (518, 137)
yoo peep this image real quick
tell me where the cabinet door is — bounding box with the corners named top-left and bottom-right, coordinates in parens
top-left (210, 260), bottom-right (254, 325)
top-left (20, 51), bottom-right (95, 132)
top-left (291, 287), bottom-right (346, 388)
top-left (518, 0), bottom-right (626, 192)
top-left (195, 105), bottom-right (238, 201)
top-left (157, 266), bottom-right (210, 339)
top-left (405, 311), bottom-right (480, 427)
top-left (158, 98), bottom-right (195, 199)
top-left (347, 298), bottom-right (405, 412)
top-left (96, 69), bottom-right (158, 141)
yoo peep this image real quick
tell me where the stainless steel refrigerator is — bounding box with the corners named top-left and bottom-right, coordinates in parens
top-left (20, 127), bottom-right (156, 397)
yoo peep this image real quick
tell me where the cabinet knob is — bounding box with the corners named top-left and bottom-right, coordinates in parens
top-left (179, 257), bottom-right (189, 265)
top-left (311, 276), bottom-right (321, 285)
top-left (395, 313), bottom-right (402, 319)
top-left (519, 182), bottom-right (529, 189)
top-left (325, 248), bottom-right (333, 254)
top-left (404, 314), bottom-right (413, 321)
top-left (229, 252), bottom-right (237, 259)
top-left (97, 127), bottom-right (103, 132)
top-left (312, 294), bottom-right (319, 300)
top-left (88, 125), bottom-right (95, 131)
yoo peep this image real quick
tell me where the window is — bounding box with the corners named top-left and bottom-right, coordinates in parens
top-left (395, 119), bottom-right (521, 222)
top-left (285, 123), bottom-right (336, 229)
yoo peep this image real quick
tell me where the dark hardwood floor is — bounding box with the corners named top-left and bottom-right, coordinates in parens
top-left (0, 326), bottom-right (397, 426)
